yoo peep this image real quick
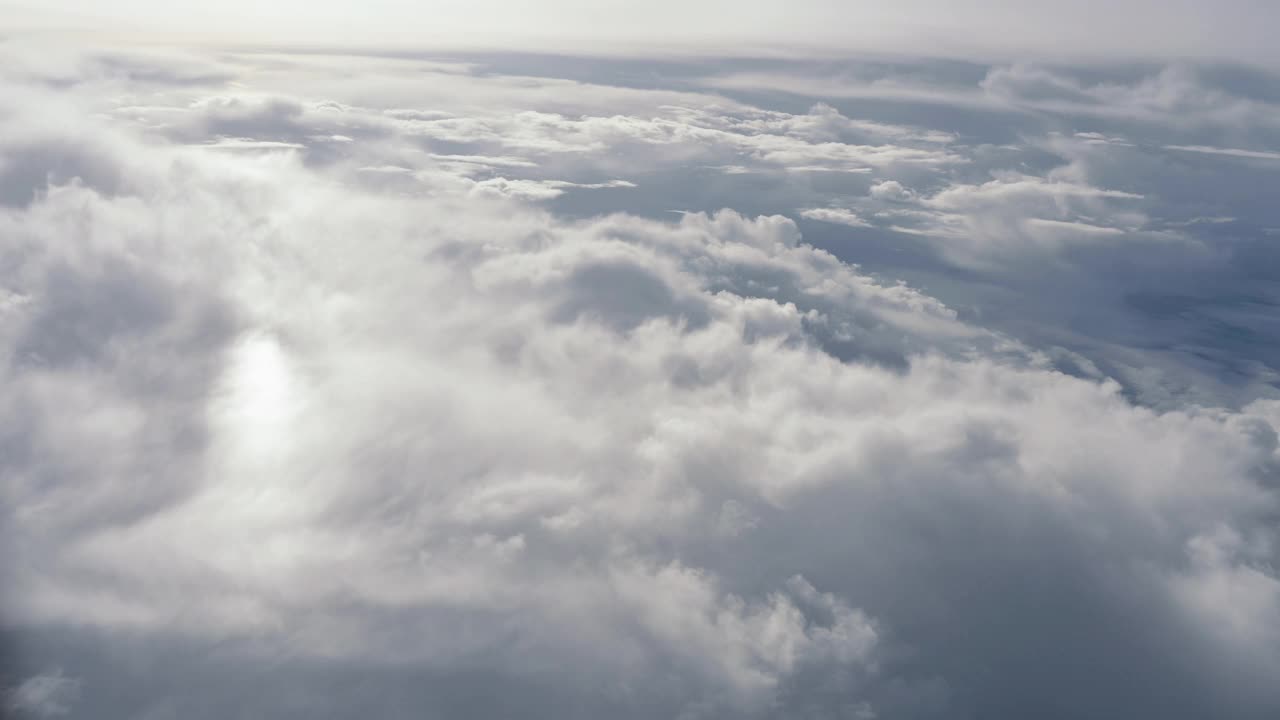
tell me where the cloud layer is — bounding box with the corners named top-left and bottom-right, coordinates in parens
top-left (1, 41), bottom-right (1279, 720)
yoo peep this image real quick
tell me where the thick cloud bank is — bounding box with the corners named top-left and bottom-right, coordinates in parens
top-left (1, 43), bottom-right (1279, 719)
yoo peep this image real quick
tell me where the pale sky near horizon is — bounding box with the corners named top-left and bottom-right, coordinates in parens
top-left (5, 0), bottom-right (1280, 64)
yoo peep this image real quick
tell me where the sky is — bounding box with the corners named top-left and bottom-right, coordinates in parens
top-left (7, 1), bottom-right (1280, 62)
top-left (1, 4), bottom-right (1279, 720)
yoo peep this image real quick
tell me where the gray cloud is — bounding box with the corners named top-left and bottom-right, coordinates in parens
top-left (4, 670), bottom-right (80, 717)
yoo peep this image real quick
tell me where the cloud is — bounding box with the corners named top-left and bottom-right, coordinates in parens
top-left (383, 106), bottom-right (962, 174)
top-left (869, 180), bottom-right (916, 203)
top-left (799, 207), bottom-right (872, 228)
top-left (427, 153), bottom-right (539, 168)
top-left (858, 171), bottom-right (1158, 268)
top-left (0, 41), bottom-right (1278, 720)
top-left (471, 177), bottom-right (636, 200)
top-left (1166, 144), bottom-right (1280, 161)
top-left (701, 61), bottom-right (1280, 143)
top-left (4, 671), bottom-right (81, 717)
top-left (195, 138), bottom-right (308, 151)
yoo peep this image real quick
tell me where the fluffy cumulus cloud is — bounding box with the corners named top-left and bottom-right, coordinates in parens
top-left (1, 38), bottom-right (1279, 720)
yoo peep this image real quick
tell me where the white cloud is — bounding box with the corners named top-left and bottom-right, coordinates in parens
top-left (861, 171), bottom-right (1168, 268)
top-left (1, 40), bottom-right (1278, 720)
top-left (428, 153), bottom-right (539, 168)
top-left (195, 138), bottom-right (307, 151)
top-left (799, 207), bottom-right (872, 228)
top-left (470, 177), bottom-right (636, 201)
top-left (1166, 144), bottom-right (1280, 161)
top-left (384, 107), bottom-right (962, 174)
top-left (869, 180), bottom-right (915, 203)
top-left (703, 62), bottom-right (1280, 136)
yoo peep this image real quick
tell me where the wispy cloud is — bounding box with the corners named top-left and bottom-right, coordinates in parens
top-left (1166, 144), bottom-right (1280, 161)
